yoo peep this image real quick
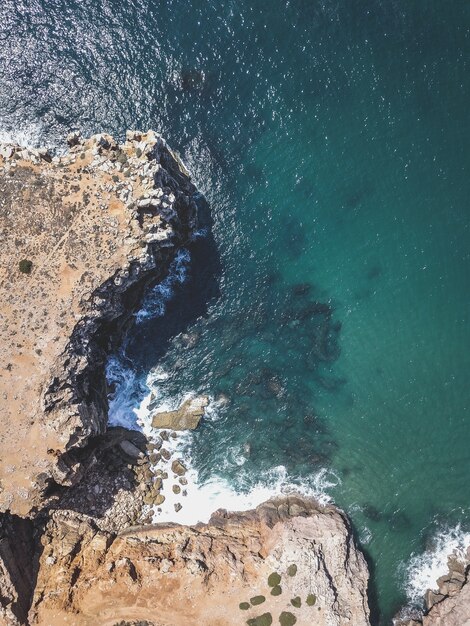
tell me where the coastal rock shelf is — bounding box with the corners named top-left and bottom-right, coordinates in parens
top-left (0, 130), bottom-right (198, 517)
top-left (29, 496), bottom-right (371, 626)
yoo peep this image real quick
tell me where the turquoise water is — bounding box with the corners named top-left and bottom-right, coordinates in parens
top-left (1, 1), bottom-right (470, 622)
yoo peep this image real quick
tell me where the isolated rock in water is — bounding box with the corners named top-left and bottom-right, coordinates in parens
top-left (29, 496), bottom-right (371, 626)
top-left (171, 459), bottom-right (187, 476)
top-left (151, 396), bottom-right (209, 430)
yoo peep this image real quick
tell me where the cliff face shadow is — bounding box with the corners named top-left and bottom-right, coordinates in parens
top-left (106, 194), bottom-right (222, 425)
top-left (125, 224), bottom-right (222, 373)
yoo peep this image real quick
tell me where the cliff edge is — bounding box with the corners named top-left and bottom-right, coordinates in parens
top-left (0, 130), bottom-right (197, 517)
top-left (29, 495), bottom-right (370, 626)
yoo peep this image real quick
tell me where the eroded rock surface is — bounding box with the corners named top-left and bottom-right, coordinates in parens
top-left (29, 496), bottom-right (370, 626)
top-left (0, 130), bottom-right (198, 516)
top-left (396, 552), bottom-right (470, 626)
top-left (0, 514), bottom-right (35, 626)
top-left (150, 395), bottom-right (209, 430)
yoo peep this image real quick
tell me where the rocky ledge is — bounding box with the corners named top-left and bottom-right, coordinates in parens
top-left (28, 495), bottom-right (370, 626)
top-left (0, 130), bottom-right (198, 517)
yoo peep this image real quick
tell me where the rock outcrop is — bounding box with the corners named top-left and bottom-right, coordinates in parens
top-left (29, 495), bottom-right (371, 626)
top-left (0, 130), bottom-right (199, 517)
top-left (396, 552), bottom-right (470, 626)
top-left (150, 395), bottom-right (209, 430)
top-left (0, 514), bottom-right (35, 626)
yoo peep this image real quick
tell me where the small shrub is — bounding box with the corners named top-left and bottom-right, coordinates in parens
top-left (250, 595), bottom-right (266, 606)
top-left (112, 174), bottom-right (119, 182)
top-left (287, 564), bottom-right (297, 577)
top-left (268, 572), bottom-right (281, 587)
top-left (19, 259), bottom-right (32, 274)
top-left (136, 148), bottom-right (143, 157)
top-left (270, 586), bottom-right (282, 596)
top-left (247, 613), bottom-right (273, 626)
top-left (239, 602), bottom-right (250, 610)
top-left (306, 593), bottom-right (316, 606)
top-left (279, 612), bottom-right (297, 626)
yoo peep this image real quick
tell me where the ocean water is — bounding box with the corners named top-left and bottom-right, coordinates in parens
top-left (1, 1), bottom-right (469, 623)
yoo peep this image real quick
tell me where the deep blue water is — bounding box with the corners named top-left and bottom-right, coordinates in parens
top-left (1, 1), bottom-right (469, 623)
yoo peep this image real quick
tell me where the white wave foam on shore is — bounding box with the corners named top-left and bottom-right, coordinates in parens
top-left (135, 248), bottom-right (190, 323)
top-left (106, 248), bottom-right (192, 429)
top-left (0, 122), bottom-right (46, 147)
top-left (129, 376), bottom-right (339, 524)
top-left (403, 525), bottom-right (470, 606)
top-left (108, 336), bottom-right (339, 526)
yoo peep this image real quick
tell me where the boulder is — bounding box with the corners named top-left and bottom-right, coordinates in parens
top-left (119, 440), bottom-right (144, 460)
top-left (171, 460), bottom-right (187, 476)
top-left (151, 396), bottom-right (209, 430)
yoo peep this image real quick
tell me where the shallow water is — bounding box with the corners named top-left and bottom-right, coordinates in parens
top-left (1, 1), bottom-right (469, 623)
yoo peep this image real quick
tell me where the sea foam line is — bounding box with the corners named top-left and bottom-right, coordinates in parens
top-left (402, 524), bottom-right (470, 606)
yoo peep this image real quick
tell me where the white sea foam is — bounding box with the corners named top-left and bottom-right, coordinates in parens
top-left (111, 367), bottom-right (339, 527)
top-left (135, 248), bottom-right (190, 323)
top-left (107, 356), bottom-right (144, 430)
top-left (403, 525), bottom-right (470, 606)
top-left (0, 122), bottom-right (45, 148)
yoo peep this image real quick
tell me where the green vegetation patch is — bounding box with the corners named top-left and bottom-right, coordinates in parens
top-left (306, 593), bottom-right (317, 606)
top-left (270, 585), bottom-right (282, 596)
top-left (290, 596), bottom-right (301, 608)
top-left (18, 259), bottom-right (33, 274)
top-left (250, 595), bottom-right (266, 606)
top-left (247, 613), bottom-right (273, 626)
top-left (287, 564), bottom-right (297, 577)
top-left (267, 572), bottom-right (281, 587)
top-left (239, 602), bottom-right (250, 611)
top-left (279, 612), bottom-right (297, 626)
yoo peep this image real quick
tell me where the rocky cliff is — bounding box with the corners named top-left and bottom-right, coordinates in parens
top-left (397, 552), bottom-right (470, 626)
top-left (29, 496), bottom-right (370, 626)
top-left (0, 131), bottom-right (371, 626)
top-left (0, 130), bottom-right (198, 517)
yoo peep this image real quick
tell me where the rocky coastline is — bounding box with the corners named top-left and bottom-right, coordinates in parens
top-left (0, 130), bottom-right (371, 626)
top-left (395, 551), bottom-right (470, 626)
top-left (0, 130), bottom-right (466, 626)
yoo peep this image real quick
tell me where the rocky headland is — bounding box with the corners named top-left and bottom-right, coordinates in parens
top-left (0, 129), bottom-right (198, 517)
top-left (0, 131), bottom-right (372, 626)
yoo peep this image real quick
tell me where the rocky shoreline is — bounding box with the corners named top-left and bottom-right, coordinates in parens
top-left (0, 130), bottom-right (371, 626)
top-left (0, 129), bottom-right (199, 517)
top-left (0, 130), bottom-right (467, 625)
top-left (395, 552), bottom-right (470, 626)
